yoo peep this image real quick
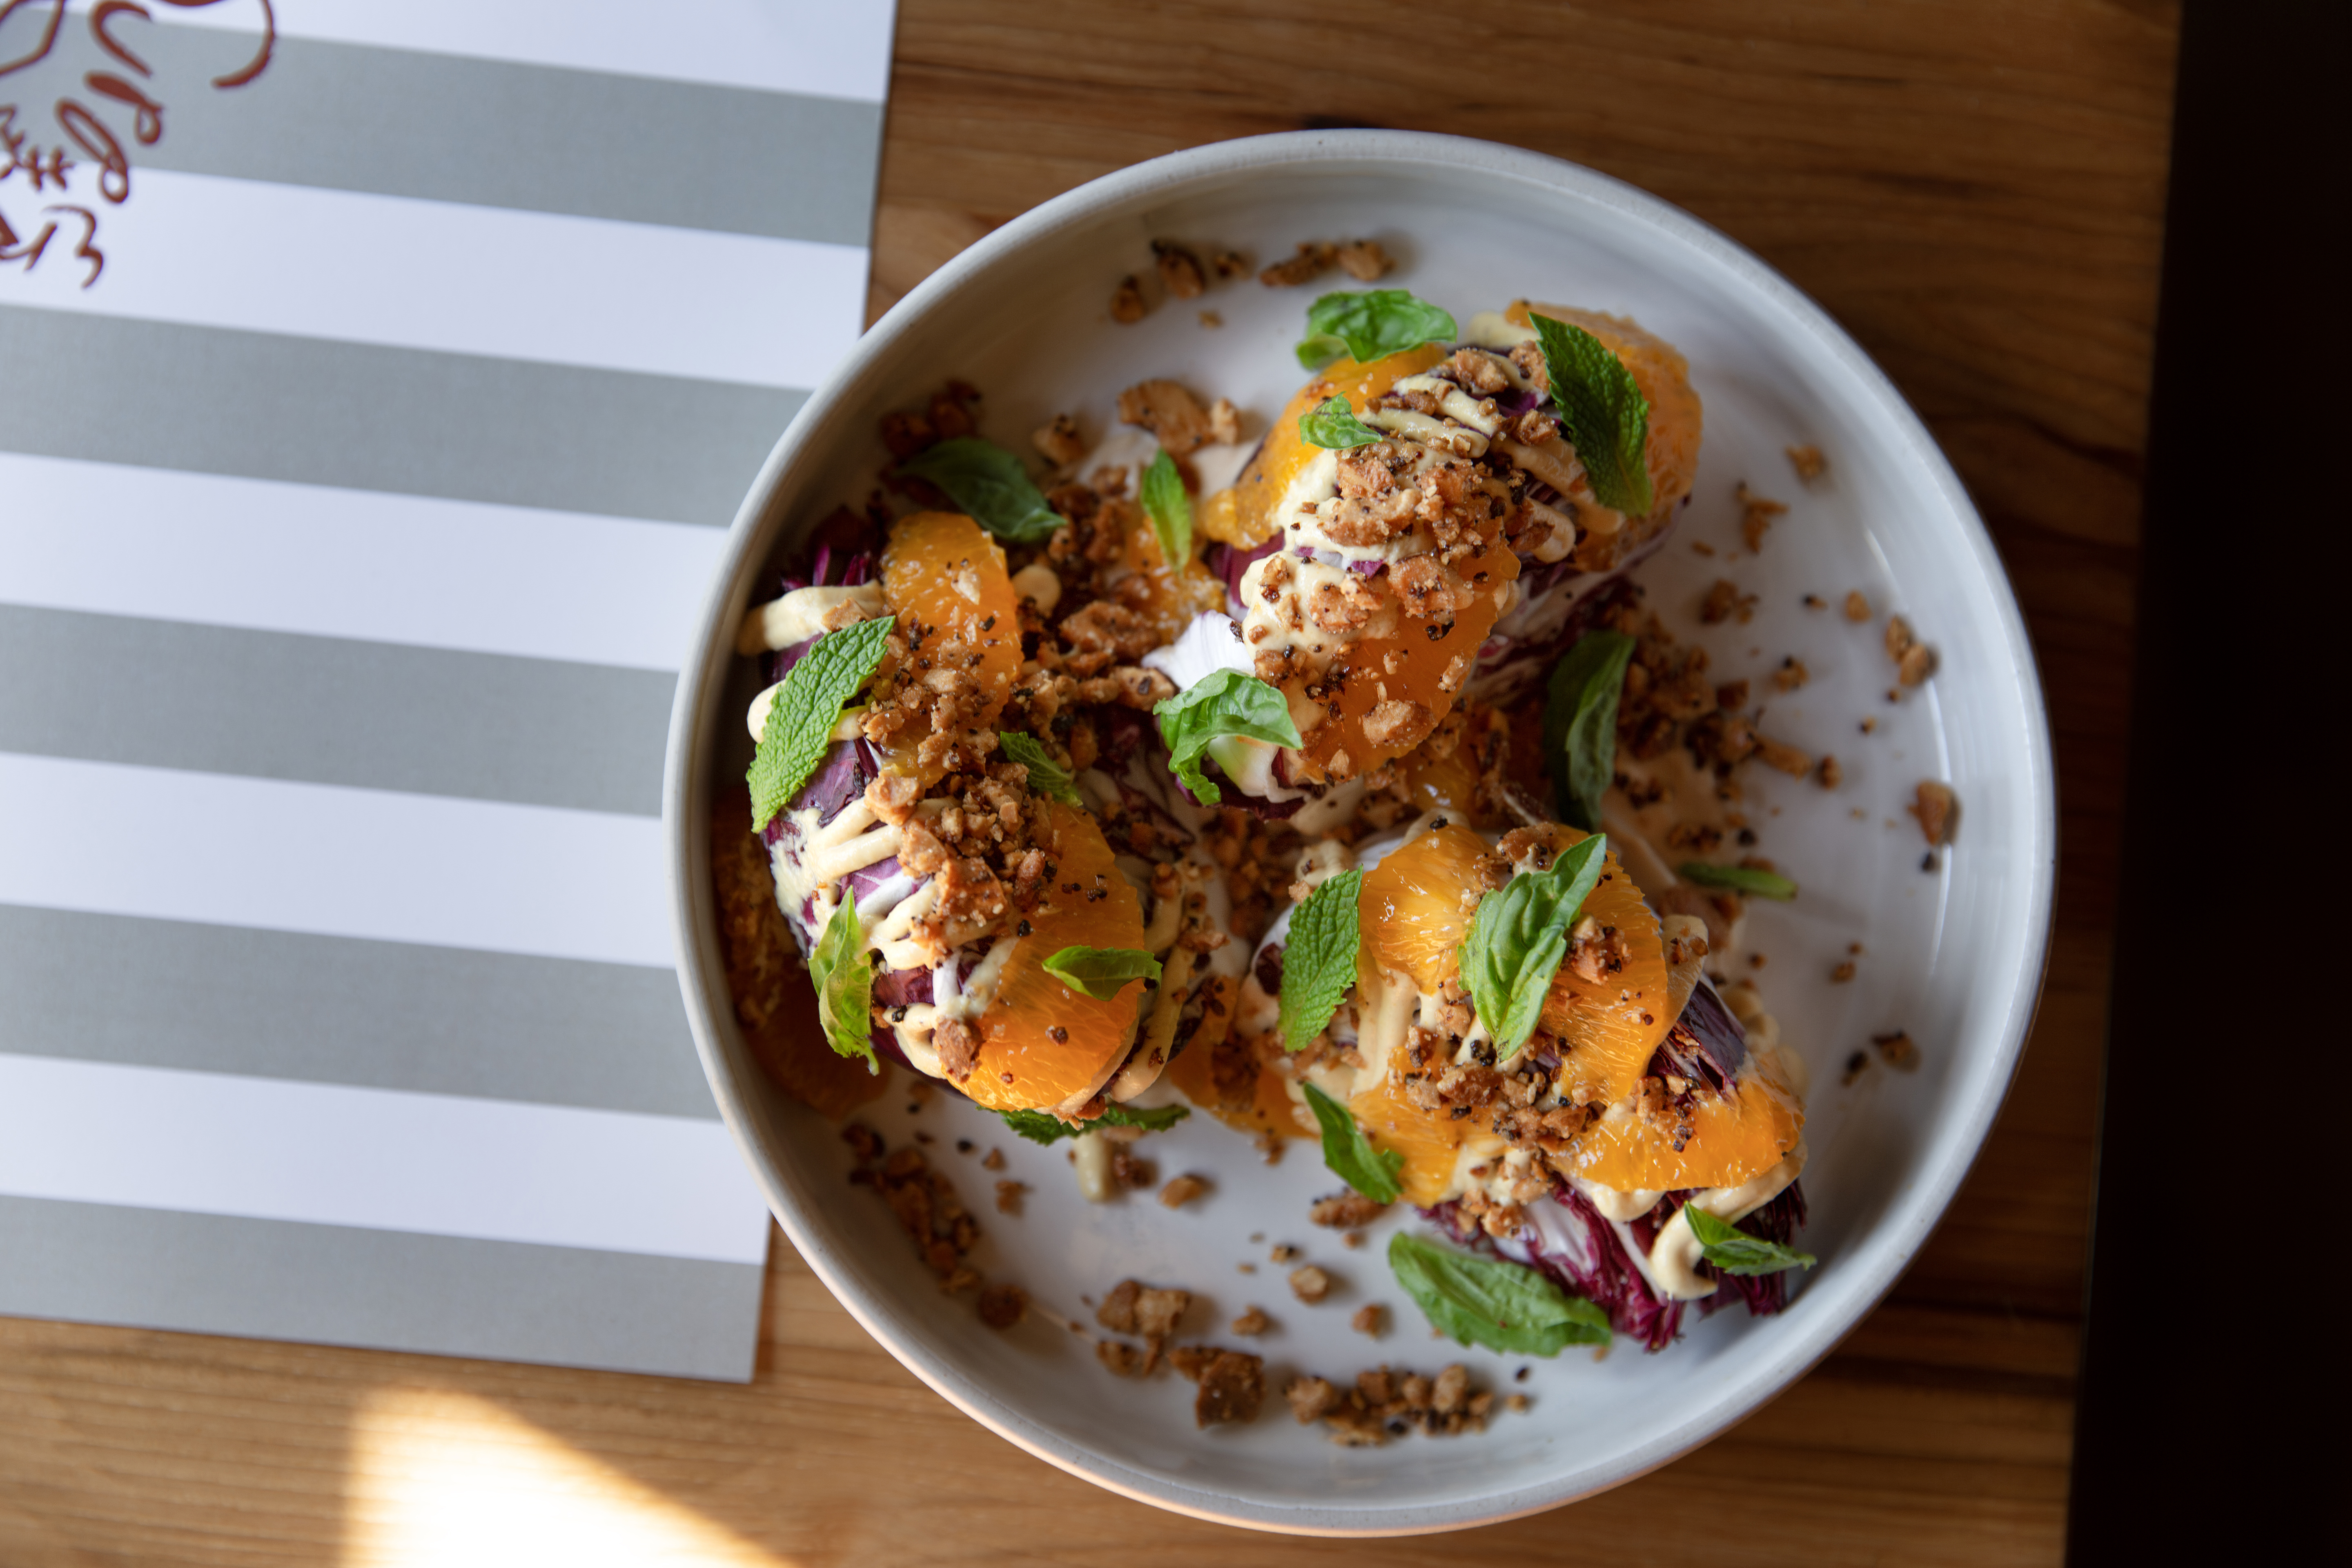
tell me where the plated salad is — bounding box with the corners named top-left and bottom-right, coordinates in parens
top-left (716, 280), bottom-right (1878, 1435)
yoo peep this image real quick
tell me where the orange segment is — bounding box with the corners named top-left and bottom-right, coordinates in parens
top-left (1167, 1045), bottom-right (1315, 1144)
top-left (1349, 1071), bottom-right (1477, 1208)
top-left (1359, 822), bottom-right (1490, 994)
top-left (1503, 301), bottom-right (1704, 519)
top-left (1292, 533), bottom-right (1518, 782)
top-left (1402, 743), bottom-right (1483, 820)
top-left (877, 512), bottom-right (1021, 786)
top-left (1535, 825), bottom-right (1672, 1108)
top-left (1214, 343), bottom-right (1520, 782)
top-left (964, 802), bottom-right (1147, 1112)
top-left (1562, 1052), bottom-right (1804, 1192)
top-left (1222, 344), bottom-right (1449, 546)
top-left (1114, 509), bottom-right (1227, 648)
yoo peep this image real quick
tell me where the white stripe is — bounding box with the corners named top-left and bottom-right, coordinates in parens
top-left (0, 1055), bottom-right (770, 1264)
top-left (0, 452), bottom-right (726, 673)
top-left (137, 0), bottom-right (897, 104)
top-left (0, 753), bottom-right (673, 968)
top-left (9, 169), bottom-right (866, 390)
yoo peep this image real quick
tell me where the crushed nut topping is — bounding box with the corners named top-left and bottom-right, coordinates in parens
top-left (1283, 1363), bottom-right (1499, 1446)
top-left (1109, 274), bottom-right (1147, 323)
top-left (1910, 779), bottom-right (1957, 844)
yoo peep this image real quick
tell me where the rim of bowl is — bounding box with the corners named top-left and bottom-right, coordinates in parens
top-left (664, 128), bottom-right (2058, 1536)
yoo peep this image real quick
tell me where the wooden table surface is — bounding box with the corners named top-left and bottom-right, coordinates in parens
top-left (0, 4), bottom-right (2176, 1562)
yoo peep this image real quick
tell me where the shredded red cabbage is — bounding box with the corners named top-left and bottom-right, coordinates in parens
top-left (1204, 536), bottom-right (1283, 617)
top-left (1423, 1174), bottom-right (1811, 1352)
top-left (1699, 1184), bottom-right (1809, 1320)
top-left (760, 737), bottom-right (880, 846)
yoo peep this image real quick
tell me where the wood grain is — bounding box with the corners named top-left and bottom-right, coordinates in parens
top-left (0, 2), bottom-right (2176, 1560)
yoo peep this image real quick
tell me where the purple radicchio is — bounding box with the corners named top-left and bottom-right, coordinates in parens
top-left (1204, 535), bottom-right (1283, 618)
top-left (760, 737), bottom-right (881, 846)
top-left (1698, 1182), bottom-right (1810, 1320)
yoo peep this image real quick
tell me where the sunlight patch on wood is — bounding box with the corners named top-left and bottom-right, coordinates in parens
top-left (344, 1387), bottom-right (786, 1567)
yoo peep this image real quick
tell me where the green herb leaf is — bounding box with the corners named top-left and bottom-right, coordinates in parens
top-left (1683, 1203), bottom-right (1817, 1276)
top-left (1301, 1080), bottom-right (1403, 1204)
top-left (1041, 945), bottom-right (1162, 1001)
top-left (1296, 289), bottom-right (1458, 369)
top-left (1457, 833), bottom-right (1610, 1058)
top-left (1152, 669), bottom-right (1303, 805)
top-left (746, 616), bottom-right (895, 831)
top-left (809, 898), bottom-right (877, 1073)
top-left (1676, 861), bottom-right (1798, 901)
top-left (999, 1102), bottom-right (1191, 1146)
top-left (1388, 1232), bottom-right (1612, 1355)
top-left (1528, 313), bottom-right (1653, 517)
top-left (1540, 630), bottom-right (1637, 831)
top-left (998, 731), bottom-right (1083, 806)
top-left (1140, 448), bottom-right (1193, 567)
top-left (1297, 395), bottom-right (1385, 451)
top-left (1278, 870), bottom-right (1363, 1053)
top-left (895, 436), bottom-right (1062, 544)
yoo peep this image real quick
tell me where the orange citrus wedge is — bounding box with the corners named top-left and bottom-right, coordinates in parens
top-left (876, 512), bottom-right (1021, 787)
top-left (1216, 344), bottom-right (1449, 547)
top-left (1533, 825), bottom-right (1673, 1109)
top-left (1561, 1049), bottom-right (1804, 1192)
top-left (963, 801), bottom-right (1147, 1112)
top-left (1358, 821), bottom-right (1490, 994)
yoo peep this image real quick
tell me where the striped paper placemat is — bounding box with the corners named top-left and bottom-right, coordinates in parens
top-left (0, 0), bottom-right (895, 1381)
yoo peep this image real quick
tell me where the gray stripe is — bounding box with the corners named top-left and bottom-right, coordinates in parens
top-left (0, 307), bottom-right (802, 526)
top-left (22, 25), bottom-right (880, 244)
top-left (0, 605), bottom-right (671, 816)
top-left (0, 905), bottom-right (713, 1119)
top-left (0, 1196), bottom-right (764, 1380)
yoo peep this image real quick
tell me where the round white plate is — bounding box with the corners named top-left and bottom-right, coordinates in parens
top-left (664, 130), bottom-right (2054, 1535)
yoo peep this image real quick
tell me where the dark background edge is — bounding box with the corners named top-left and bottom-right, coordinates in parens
top-left (2065, 0), bottom-right (2341, 1556)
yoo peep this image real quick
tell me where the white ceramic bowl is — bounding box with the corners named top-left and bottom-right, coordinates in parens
top-left (665, 130), bottom-right (2055, 1535)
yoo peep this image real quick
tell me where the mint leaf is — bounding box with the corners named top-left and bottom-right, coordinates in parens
top-left (1457, 833), bottom-right (1609, 1057)
top-left (1279, 870), bottom-right (1363, 1053)
top-left (1296, 289), bottom-right (1458, 369)
top-left (809, 898), bottom-right (877, 1073)
top-left (1140, 448), bottom-right (1192, 567)
top-left (1388, 1232), bottom-right (1611, 1355)
top-left (1529, 313), bottom-right (1653, 517)
top-left (1677, 861), bottom-right (1797, 901)
top-left (999, 731), bottom-right (1083, 806)
top-left (1541, 630), bottom-right (1636, 831)
top-left (746, 615), bottom-right (894, 831)
top-left (1152, 669), bottom-right (1303, 805)
top-left (896, 436), bottom-right (1062, 544)
top-left (999, 1101), bottom-right (1191, 1146)
top-left (1683, 1203), bottom-right (1817, 1276)
top-left (1301, 1080), bottom-right (1402, 1204)
top-left (1042, 945), bottom-right (1161, 1001)
top-left (1297, 396), bottom-right (1384, 451)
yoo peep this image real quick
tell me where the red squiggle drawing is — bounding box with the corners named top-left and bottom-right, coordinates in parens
top-left (91, 2), bottom-right (156, 78)
top-left (0, 0), bottom-right (65, 82)
top-left (159, 0), bottom-right (272, 89)
top-left (0, 0), bottom-right (273, 284)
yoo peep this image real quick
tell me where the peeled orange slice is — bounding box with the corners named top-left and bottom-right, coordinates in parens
top-left (1401, 745), bottom-right (1483, 820)
top-left (1219, 344), bottom-right (1449, 547)
top-left (1562, 1050), bottom-right (1804, 1192)
top-left (1533, 825), bottom-right (1673, 1109)
top-left (1110, 506), bottom-right (1227, 647)
top-left (1358, 821), bottom-right (1490, 995)
top-left (876, 512), bottom-right (1021, 786)
top-left (963, 801), bottom-right (1147, 1113)
top-left (1502, 301), bottom-right (1704, 521)
top-left (1294, 535), bottom-right (1517, 784)
top-left (1348, 1071), bottom-right (1484, 1208)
